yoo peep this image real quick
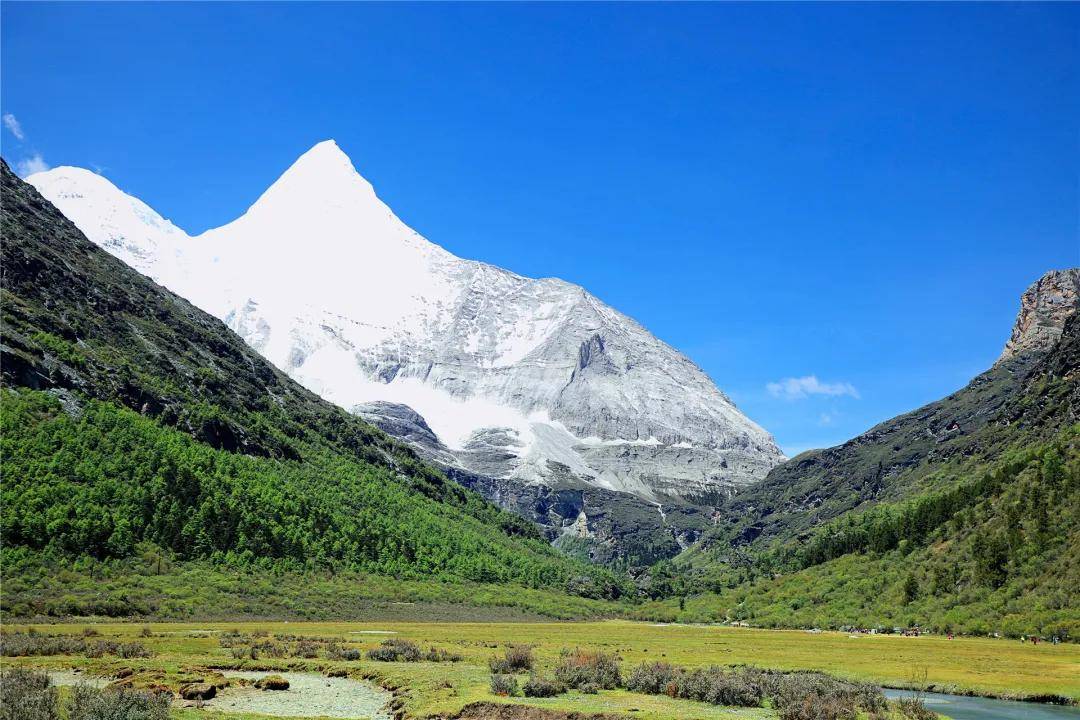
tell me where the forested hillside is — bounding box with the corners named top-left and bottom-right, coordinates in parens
top-left (641, 301), bottom-right (1080, 637)
top-left (0, 158), bottom-right (629, 617)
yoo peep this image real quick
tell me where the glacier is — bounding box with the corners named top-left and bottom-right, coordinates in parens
top-left (27, 140), bottom-right (784, 505)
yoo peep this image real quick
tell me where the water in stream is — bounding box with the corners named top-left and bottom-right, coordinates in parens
top-left (884, 689), bottom-right (1080, 720)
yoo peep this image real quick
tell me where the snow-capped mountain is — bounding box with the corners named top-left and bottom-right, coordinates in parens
top-left (28, 140), bottom-right (783, 504)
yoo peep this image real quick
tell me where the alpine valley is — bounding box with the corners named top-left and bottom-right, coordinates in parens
top-left (2, 143), bottom-right (1079, 717)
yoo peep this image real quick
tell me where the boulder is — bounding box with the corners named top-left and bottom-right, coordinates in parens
top-left (255, 675), bottom-right (290, 691)
top-left (180, 682), bottom-right (217, 700)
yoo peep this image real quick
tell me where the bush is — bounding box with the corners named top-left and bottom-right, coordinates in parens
top-left (292, 640), bottom-right (320, 658)
top-left (366, 638), bottom-right (458, 662)
top-left (66, 684), bottom-right (169, 720)
top-left (0, 632), bottom-right (152, 660)
top-left (366, 638), bottom-right (422, 662)
top-left (490, 674), bottom-right (518, 696)
top-left (0, 668), bottom-right (58, 720)
top-left (490, 644), bottom-right (534, 673)
top-left (423, 646), bottom-right (462, 663)
top-left (117, 642), bottom-right (153, 659)
top-left (553, 648), bottom-right (621, 690)
top-left (522, 674), bottom-right (566, 698)
top-left (1, 632), bottom-right (85, 656)
top-left (898, 697), bottom-right (936, 720)
top-left (626, 661), bottom-right (677, 695)
top-left (326, 643), bottom-right (362, 661)
top-left (253, 641), bottom-right (287, 659)
top-left (769, 671), bottom-right (885, 720)
top-left (624, 664), bottom-right (885, 716)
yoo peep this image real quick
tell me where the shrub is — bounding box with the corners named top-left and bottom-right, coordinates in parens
top-left (366, 638), bottom-right (422, 662)
top-left (489, 644), bottom-right (534, 673)
top-left (898, 697), bottom-right (936, 720)
top-left (292, 640), bottom-right (319, 658)
top-left (253, 641), bottom-right (287, 659)
top-left (684, 666), bottom-right (763, 707)
top-left (490, 674), bottom-right (518, 696)
top-left (522, 674), bottom-right (565, 698)
top-left (553, 648), bottom-right (621, 690)
top-left (117, 642), bottom-right (153, 659)
top-left (624, 664), bottom-right (884, 716)
top-left (423, 646), bottom-right (462, 662)
top-left (0, 633), bottom-right (152, 660)
top-left (366, 645), bottom-right (399, 662)
top-left (0, 631), bottom-right (85, 656)
top-left (0, 668), bottom-right (58, 720)
top-left (626, 661), bottom-right (677, 695)
top-left (66, 684), bottom-right (169, 720)
top-left (769, 671), bottom-right (886, 720)
top-left (326, 643), bottom-right (362, 661)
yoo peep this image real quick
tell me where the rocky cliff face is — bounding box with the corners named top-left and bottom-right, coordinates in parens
top-left (27, 140), bottom-right (783, 560)
top-left (999, 269), bottom-right (1080, 363)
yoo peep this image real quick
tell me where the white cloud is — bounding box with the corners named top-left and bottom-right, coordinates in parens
top-left (818, 411), bottom-right (835, 426)
top-left (16, 153), bottom-right (50, 178)
top-left (3, 113), bottom-right (24, 141)
top-left (766, 375), bottom-right (860, 401)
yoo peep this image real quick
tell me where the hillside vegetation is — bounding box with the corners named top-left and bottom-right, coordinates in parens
top-left (642, 302), bottom-right (1080, 637)
top-left (640, 428), bottom-right (1080, 638)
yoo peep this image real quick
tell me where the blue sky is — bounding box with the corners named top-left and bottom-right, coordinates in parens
top-left (2, 2), bottom-right (1077, 455)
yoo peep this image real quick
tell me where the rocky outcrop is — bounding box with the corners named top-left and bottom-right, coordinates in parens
top-left (999, 268), bottom-right (1080, 363)
top-left (356, 400), bottom-right (714, 565)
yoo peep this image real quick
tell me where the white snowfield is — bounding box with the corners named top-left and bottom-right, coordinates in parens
top-left (29, 140), bottom-right (784, 502)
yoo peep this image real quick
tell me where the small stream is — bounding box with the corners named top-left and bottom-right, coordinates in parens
top-left (884, 689), bottom-right (1080, 720)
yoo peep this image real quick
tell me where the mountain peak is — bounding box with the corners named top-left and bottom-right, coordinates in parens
top-left (247, 139), bottom-right (377, 213)
top-left (999, 268), bottom-right (1080, 363)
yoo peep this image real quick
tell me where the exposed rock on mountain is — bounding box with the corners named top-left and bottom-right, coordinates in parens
top-left (27, 140), bottom-right (783, 561)
top-left (999, 268), bottom-right (1080, 362)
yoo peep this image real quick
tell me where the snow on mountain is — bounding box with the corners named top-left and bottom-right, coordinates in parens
top-left (28, 140), bottom-right (784, 502)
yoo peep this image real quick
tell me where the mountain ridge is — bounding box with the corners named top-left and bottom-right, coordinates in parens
top-left (684, 266), bottom-right (1079, 557)
top-left (28, 140), bottom-right (783, 563)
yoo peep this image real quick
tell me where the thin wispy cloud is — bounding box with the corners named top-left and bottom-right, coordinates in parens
top-left (3, 113), bottom-right (25, 141)
top-left (16, 153), bottom-right (50, 178)
top-left (766, 375), bottom-right (860, 401)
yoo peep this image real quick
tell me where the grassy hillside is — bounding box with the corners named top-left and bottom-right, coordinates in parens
top-left (639, 428), bottom-right (1080, 638)
top-left (0, 157), bottom-right (629, 615)
top-left (644, 304), bottom-right (1080, 637)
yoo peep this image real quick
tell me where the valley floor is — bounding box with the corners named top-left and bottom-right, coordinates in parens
top-left (2, 620), bottom-right (1077, 720)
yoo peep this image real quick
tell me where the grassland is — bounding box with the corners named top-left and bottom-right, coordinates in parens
top-left (2, 620), bottom-right (1077, 720)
